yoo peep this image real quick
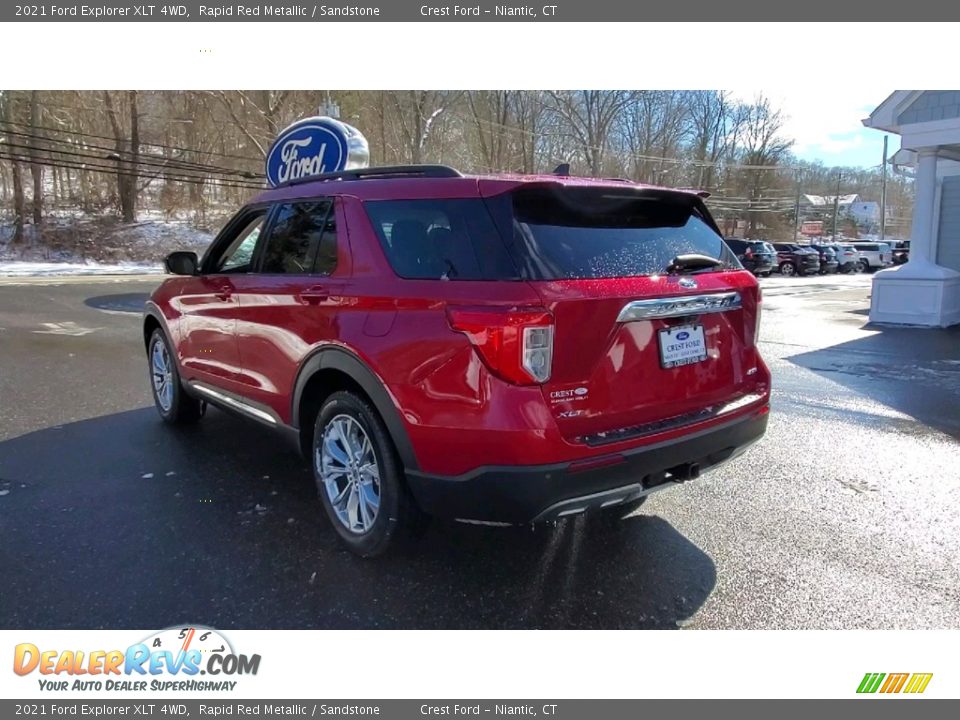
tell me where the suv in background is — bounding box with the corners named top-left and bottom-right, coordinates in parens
top-left (892, 240), bottom-right (910, 265)
top-left (809, 244), bottom-right (840, 274)
top-left (771, 243), bottom-right (821, 276)
top-left (831, 243), bottom-right (861, 273)
top-left (725, 238), bottom-right (775, 276)
top-left (144, 165), bottom-right (770, 557)
top-left (851, 241), bottom-right (893, 272)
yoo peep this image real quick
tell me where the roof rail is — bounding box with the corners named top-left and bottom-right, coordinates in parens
top-left (273, 164), bottom-right (463, 188)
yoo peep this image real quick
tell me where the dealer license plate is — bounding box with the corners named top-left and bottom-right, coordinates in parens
top-left (658, 325), bottom-right (707, 369)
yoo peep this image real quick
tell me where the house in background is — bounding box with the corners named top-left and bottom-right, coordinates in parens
top-left (848, 200), bottom-right (881, 227)
top-left (862, 91), bottom-right (960, 327)
top-left (798, 193), bottom-right (860, 215)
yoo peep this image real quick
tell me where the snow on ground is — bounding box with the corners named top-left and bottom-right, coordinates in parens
top-left (0, 217), bottom-right (215, 276)
top-left (0, 261), bottom-right (162, 277)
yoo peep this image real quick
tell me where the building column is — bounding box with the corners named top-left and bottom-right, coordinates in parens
top-left (907, 148), bottom-right (938, 267)
top-left (870, 145), bottom-right (960, 327)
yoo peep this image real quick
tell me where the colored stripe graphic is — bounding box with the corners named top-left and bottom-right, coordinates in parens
top-left (857, 673), bottom-right (885, 693)
top-left (880, 673), bottom-right (909, 693)
top-left (857, 672), bottom-right (933, 694)
top-left (903, 673), bottom-right (933, 694)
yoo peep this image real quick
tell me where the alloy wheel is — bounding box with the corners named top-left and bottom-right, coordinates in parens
top-left (151, 340), bottom-right (174, 412)
top-left (317, 414), bottom-right (381, 534)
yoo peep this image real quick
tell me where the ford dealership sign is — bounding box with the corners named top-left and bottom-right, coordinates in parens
top-left (265, 116), bottom-right (369, 187)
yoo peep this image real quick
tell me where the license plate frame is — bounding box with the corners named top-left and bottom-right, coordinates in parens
top-left (658, 324), bottom-right (708, 369)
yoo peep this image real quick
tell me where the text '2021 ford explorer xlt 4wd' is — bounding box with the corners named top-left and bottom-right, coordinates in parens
top-left (144, 165), bottom-right (770, 556)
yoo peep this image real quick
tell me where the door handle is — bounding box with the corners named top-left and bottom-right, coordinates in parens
top-left (215, 286), bottom-right (232, 302)
top-left (298, 286), bottom-right (329, 304)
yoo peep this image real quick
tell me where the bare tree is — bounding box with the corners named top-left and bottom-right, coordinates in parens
top-left (390, 91), bottom-right (461, 164)
top-left (545, 91), bottom-right (635, 175)
top-left (29, 91), bottom-right (43, 225)
top-left (103, 90), bottom-right (140, 222)
top-left (1, 91), bottom-right (26, 243)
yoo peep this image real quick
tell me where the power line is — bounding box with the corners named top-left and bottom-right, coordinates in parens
top-left (1, 117), bottom-right (264, 165)
top-left (1, 126), bottom-right (261, 178)
top-left (0, 150), bottom-right (265, 192)
top-left (0, 130), bottom-right (262, 181)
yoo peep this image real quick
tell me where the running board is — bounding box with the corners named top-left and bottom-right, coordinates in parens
top-left (187, 382), bottom-right (278, 426)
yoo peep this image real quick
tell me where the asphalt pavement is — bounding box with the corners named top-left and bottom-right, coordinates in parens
top-left (1, 272), bottom-right (958, 629)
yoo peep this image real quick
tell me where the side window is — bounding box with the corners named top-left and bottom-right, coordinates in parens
top-left (365, 199), bottom-right (518, 280)
top-left (210, 212), bottom-right (267, 274)
top-left (259, 199), bottom-right (337, 275)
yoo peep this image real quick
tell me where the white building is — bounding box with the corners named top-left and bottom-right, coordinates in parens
top-left (799, 193), bottom-right (860, 213)
top-left (862, 91), bottom-right (960, 327)
top-left (848, 200), bottom-right (881, 226)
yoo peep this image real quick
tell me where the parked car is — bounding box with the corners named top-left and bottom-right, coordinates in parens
top-left (724, 238), bottom-right (775, 276)
top-left (771, 243), bottom-right (821, 276)
top-left (892, 240), bottom-right (910, 265)
top-left (809, 244), bottom-right (840, 274)
top-left (144, 165), bottom-right (770, 556)
top-left (830, 243), bottom-right (861, 273)
top-left (850, 241), bottom-right (894, 272)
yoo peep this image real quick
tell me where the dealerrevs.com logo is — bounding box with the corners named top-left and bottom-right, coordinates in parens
top-left (857, 672), bottom-right (933, 695)
top-left (13, 626), bottom-right (261, 692)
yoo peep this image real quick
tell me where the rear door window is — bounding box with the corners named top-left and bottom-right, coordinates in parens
top-left (259, 199), bottom-right (336, 275)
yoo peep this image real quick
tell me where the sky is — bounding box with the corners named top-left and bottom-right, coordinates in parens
top-left (731, 88), bottom-right (899, 170)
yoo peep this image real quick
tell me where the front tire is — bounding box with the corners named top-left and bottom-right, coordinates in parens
top-left (147, 329), bottom-right (204, 424)
top-left (313, 391), bottom-right (421, 557)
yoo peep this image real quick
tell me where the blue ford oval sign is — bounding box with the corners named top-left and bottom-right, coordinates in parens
top-left (265, 117), bottom-right (369, 187)
top-left (676, 331), bottom-right (690, 341)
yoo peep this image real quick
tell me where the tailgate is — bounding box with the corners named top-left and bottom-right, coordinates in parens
top-left (529, 272), bottom-right (764, 443)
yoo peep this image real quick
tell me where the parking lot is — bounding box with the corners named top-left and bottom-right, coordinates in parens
top-left (1, 272), bottom-right (958, 629)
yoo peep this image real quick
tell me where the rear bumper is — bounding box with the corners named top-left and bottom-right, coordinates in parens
top-left (405, 408), bottom-right (768, 523)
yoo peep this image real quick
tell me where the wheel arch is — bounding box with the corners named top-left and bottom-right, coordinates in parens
top-left (142, 303), bottom-right (174, 352)
top-left (292, 347), bottom-right (419, 471)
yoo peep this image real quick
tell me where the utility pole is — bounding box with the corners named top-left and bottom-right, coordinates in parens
top-left (880, 135), bottom-right (888, 242)
top-left (793, 170), bottom-right (802, 242)
top-left (832, 171), bottom-right (843, 242)
top-left (321, 91), bottom-right (340, 119)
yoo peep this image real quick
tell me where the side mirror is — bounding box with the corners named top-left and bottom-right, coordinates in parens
top-left (164, 251), bottom-right (198, 276)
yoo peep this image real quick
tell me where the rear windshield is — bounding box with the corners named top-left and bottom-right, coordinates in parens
top-left (365, 187), bottom-right (737, 281)
top-left (490, 186), bottom-right (738, 280)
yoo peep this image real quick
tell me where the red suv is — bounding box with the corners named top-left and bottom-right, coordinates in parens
top-left (144, 165), bottom-right (770, 556)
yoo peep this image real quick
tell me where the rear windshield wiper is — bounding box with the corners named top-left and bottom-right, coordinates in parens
top-left (666, 254), bottom-right (723, 274)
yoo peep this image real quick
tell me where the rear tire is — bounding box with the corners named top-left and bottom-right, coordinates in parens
top-left (779, 261), bottom-right (796, 277)
top-left (147, 329), bottom-right (204, 424)
top-left (312, 391), bottom-right (423, 557)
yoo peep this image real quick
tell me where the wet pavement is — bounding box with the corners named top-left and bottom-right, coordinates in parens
top-left (1, 272), bottom-right (958, 629)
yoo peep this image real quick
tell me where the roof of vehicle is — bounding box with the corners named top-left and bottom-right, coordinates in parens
top-left (251, 164), bottom-right (709, 204)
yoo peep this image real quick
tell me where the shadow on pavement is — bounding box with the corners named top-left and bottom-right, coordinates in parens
top-left (84, 292), bottom-right (150, 314)
top-left (789, 324), bottom-right (960, 440)
top-left (0, 407), bottom-right (716, 630)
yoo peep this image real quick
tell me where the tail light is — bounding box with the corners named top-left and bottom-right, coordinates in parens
top-left (750, 287), bottom-right (762, 347)
top-left (446, 306), bottom-right (554, 385)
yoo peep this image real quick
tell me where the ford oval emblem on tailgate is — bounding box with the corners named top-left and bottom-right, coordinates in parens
top-left (679, 278), bottom-right (698, 288)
